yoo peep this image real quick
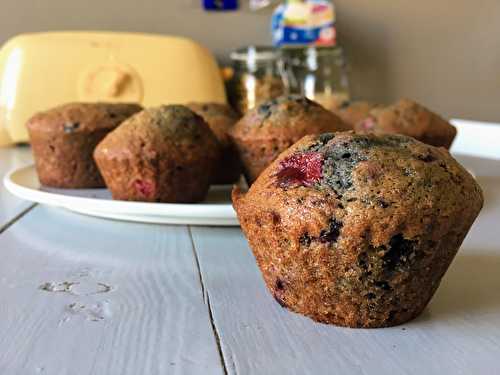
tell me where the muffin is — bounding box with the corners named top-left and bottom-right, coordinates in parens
top-left (233, 132), bottom-right (483, 328)
top-left (229, 95), bottom-right (349, 184)
top-left (94, 105), bottom-right (219, 203)
top-left (26, 102), bottom-right (142, 188)
top-left (332, 101), bottom-right (379, 129)
top-left (187, 102), bottom-right (242, 184)
top-left (354, 99), bottom-right (457, 149)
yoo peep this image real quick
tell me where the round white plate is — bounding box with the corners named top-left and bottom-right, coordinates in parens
top-left (4, 165), bottom-right (239, 226)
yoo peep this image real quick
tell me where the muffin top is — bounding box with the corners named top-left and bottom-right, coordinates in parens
top-left (234, 132), bottom-right (483, 248)
top-left (186, 102), bottom-right (240, 146)
top-left (95, 105), bottom-right (219, 160)
top-left (26, 102), bottom-right (143, 134)
top-left (354, 99), bottom-right (457, 148)
top-left (230, 95), bottom-right (349, 140)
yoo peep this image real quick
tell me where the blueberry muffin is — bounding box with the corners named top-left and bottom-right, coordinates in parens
top-left (187, 102), bottom-right (242, 184)
top-left (355, 99), bottom-right (457, 149)
top-left (94, 105), bottom-right (219, 203)
top-left (233, 132), bottom-right (483, 328)
top-left (332, 101), bottom-right (379, 129)
top-left (229, 95), bottom-right (349, 184)
top-left (26, 102), bottom-right (142, 188)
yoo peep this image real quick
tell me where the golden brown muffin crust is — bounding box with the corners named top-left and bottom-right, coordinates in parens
top-left (230, 95), bottom-right (349, 183)
top-left (332, 101), bottom-right (379, 129)
top-left (187, 102), bottom-right (239, 145)
top-left (187, 102), bottom-right (242, 184)
top-left (233, 132), bottom-right (483, 327)
top-left (355, 99), bottom-right (457, 149)
top-left (94, 105), bottom-right (220, 203)
top-left (26, 102), bottom-right (142, 188)
top-left (27, 102), bottom-right (143, 134)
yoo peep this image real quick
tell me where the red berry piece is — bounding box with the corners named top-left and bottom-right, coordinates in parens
top-left (134, 179), bottom-right (156, 198)
top-left (360, 116), bottom-right (376, 131)
top-left (276, 152), bottom-right (323, 188)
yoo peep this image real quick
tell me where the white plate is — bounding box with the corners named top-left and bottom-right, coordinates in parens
top-left (4, 165), bottom-right (239, 226)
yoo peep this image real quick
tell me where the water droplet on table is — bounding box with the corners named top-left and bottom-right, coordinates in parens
top-left (38, 281), bottom-right (113, 296)
top-left (64, 300), bottom-right (112, 322)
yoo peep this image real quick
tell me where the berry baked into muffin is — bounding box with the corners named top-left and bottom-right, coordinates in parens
top-left (27, 102), bottom-right (142, 188)
top-left (94, 105), bottom-right (219, 203)
top-left (233, 132), bottom-right (483, 328)
top-left (187, 102), bottom-right (242, 184)
top-left (355, 99), bottom-right (457, 149)
top-left (229, 95), bottom-right (349, 184)
top-left (332, 101), bottom-right (379, 129)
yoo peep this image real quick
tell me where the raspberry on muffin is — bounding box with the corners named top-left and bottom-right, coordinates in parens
top-left (26, 102), bottom-right (142, 188)
top-left (354, 99), bottom-right (457, 149)
top-left (331, 101), bottom-right (380, 129)
top-left (187, 102), bottom-right (242, 184)
top-left (229, 95), bottom-right (349, 184)
top-left (233, 131), bottom-right (483, 328)
top-left (94, 105), bottom-right (220, 203)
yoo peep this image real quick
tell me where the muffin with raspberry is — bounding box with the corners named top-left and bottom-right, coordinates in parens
top-left (26, 102), bottom-right (142, 188)
top-left (332, 101), bottom-right (379, 129)
top-left (94, 105), bottom-right (219, 203)
top-left (187, 102), bottom-right (241, 184)
top-left (229, 95), bottom-right (349, 184)
top-left (355, 99), bottom-right (457, 149)
top-left (233, 132), bottom-right (483, 328)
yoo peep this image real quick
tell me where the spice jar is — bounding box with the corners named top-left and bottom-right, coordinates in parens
top-left (227, 46), bottom-right (285, 114)
top-left (280, 46), bottom-right (350, 110)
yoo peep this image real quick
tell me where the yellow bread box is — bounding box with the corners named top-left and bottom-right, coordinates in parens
top-left (0, 31), bottom-right (226, 146)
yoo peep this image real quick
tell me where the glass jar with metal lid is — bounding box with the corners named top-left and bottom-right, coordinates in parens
top-left (280, 46), bottom-right (350, 110)
top-left (227, 46), bottom-right (285, 114)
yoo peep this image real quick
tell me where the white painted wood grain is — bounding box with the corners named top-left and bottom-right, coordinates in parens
top-left (190, 155), bottom-right (500, 375)
top-left (0, 206), bottom-right (224, 375)
top-left (0, 146), bottom-right (33, 229)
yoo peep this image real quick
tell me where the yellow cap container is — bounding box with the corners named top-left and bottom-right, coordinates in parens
top-left (0, 31), bottom-right (226, 146)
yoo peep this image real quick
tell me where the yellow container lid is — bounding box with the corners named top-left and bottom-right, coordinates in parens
top-left (0, 31), bottom-right (226, 145)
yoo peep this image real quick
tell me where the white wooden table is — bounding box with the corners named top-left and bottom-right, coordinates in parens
top-left (1, 146), bottom-right (499, 375)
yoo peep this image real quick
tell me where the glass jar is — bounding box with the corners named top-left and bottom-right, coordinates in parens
top-left (227, 46), bottom-right (285, 114)
top-left (280, 46), bottom-right (350, 110)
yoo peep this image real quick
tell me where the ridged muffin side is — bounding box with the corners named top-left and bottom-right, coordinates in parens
top-left (94, 105), bottom-right (219, 203)
top-left (27, 102), bottom-right (142, 188)
top-left (229, 95), bottom-right (349, 184)
top-left (187, 102), bottom-right (242, 184)
top-left (355, 99), bottom-right (457, 149)
top-left (233, 132), bottom-right (483, 327)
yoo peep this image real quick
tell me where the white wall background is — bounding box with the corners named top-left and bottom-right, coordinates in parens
top-left (1, 0), bottom-right (499, 122)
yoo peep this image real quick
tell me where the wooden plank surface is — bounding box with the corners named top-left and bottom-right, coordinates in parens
top-left (0, 206), bottom-right (224, 375)
top-left (190, 155), bottom-right (500, 375)
top-left (0, 146), bottom-right (34, 230)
